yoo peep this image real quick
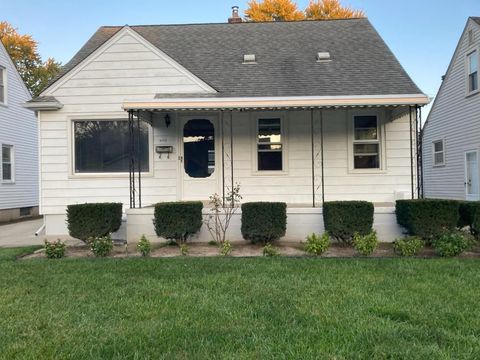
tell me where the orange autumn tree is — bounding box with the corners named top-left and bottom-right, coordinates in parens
top-left (305, 0), bottom-right (365, 19)
top-left (245, 0), bottom-right (365, 22)
top-left (245, 0), bottom-right (304, 22)
top-left (0, 21), bottom-right (61, 96)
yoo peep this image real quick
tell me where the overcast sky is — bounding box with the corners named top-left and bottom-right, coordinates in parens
top-left (3, 0), bottom-right (480, 116)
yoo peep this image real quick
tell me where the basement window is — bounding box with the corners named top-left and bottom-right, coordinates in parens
top-left (432, 139), bottom-right (445, 166)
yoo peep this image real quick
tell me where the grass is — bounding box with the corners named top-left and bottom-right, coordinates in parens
top-left (1, 248), bottom-right (480, 359)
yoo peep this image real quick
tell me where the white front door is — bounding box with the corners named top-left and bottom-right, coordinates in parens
top-left (180, 116), bottom-right (219, 200)
top-left (465, 150), bottom-right (480, 201)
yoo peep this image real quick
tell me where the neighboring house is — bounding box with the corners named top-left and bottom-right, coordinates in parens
top-left (25, 15), bottom-right (428, 241)
top-left (0, 41), bottom-right (38, 222)
top-left (423, 17), bottom-right (480, 201)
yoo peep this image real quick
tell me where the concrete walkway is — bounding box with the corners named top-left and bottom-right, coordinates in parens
top-left (0, 218), bottom-right (44, 248)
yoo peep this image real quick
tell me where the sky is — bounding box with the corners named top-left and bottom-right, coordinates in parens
top-left (2, 0), bottom-right (480, 116)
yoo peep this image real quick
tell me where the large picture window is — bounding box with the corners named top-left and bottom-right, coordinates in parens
top-left (257, 118), bottom-right (283, 171)
top-left (353, 115), bottom-right (380, 169)
top-left (467, 50), bottom-right (478, 93)
top-left (74, 120), bottom-right (149, 174)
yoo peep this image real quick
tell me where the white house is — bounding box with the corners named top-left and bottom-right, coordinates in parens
top-left (423, 17), bottom-right (480, 201)
top-left (0, 41), bottom-right (38, 222)
top-left (25, 15), bottom-right (429, 242)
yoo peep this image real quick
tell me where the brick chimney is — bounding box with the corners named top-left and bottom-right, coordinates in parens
top-left (228, 6), bottom-right (243, 24)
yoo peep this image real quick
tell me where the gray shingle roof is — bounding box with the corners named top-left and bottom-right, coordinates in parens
top-left (471, 17), bottom-right (480, 26)
top-left (44, 19), bottom-right (423, 98)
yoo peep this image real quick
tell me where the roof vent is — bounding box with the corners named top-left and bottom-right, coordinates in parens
top-left (243, 54), bottom-right (256, 64)
top-left (316, 52), bottom-right (331, 62)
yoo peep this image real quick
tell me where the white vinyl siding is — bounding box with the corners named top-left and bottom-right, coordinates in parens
top-left (0, 43), bottom-right (37, 210)
top-left (423, 18), bottom-right (480, 200)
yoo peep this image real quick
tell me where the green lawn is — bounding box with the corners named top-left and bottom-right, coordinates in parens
top-left (1, 248), bottom-right (480, 359)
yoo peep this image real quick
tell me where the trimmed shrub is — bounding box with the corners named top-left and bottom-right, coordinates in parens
top-left (396, 199), bottom-right (459, 241)
top-left (153, 202), bottom-right (203, 243)
top-left (180, 244), bottom-right (189, 256)
top-left (433, 231), bottom-right (473, 257)
top-left (241, 202), bottom-right (287, 244)
top-left (353, 231), bottom-right (378, 256)
top-left (323, 201), bottom-right (374, 244)
top-left (137, 234), bottom-right (151, 257)
top-left (262, 243), bottom-right (279, 257)
top-left (393, 236), bottom-right (424, 257)
top-left (67, 203), bottom-right (122, 242)
top-left (90, 235), bottom-right (113, 257)
top-left (304, 232), bottom-right (330, 256)
top-left (44, 239), bottom-right (66, 259)
top-left (458, 201), bottom-right (480, 238)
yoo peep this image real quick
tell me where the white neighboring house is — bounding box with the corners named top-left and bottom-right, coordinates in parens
top-left (0, 41), bottom-right (38, 222)
top-left (423, 17), bottom-right (480, 201)
top-left (25, 15), bottom-right (429, 242)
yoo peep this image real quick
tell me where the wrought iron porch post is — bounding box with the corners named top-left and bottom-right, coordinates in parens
top-left (409, 106), bottom-right (414, 199)
top-left (136, 110), bottom-right (142, 208)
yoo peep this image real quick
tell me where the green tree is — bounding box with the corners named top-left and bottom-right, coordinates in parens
top-left (0, 21), bottom-right (61, 96)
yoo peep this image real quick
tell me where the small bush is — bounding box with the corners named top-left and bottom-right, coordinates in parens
top-left (323, 201), bottom-right (374, 244)
top-left (220, 240), bottom-right (233, 256)
top-left (433, 231), bottom-right (473, 257)
top-left (262, 243), bottom-right (279, 257)
top-left (393, 236), bottom-right (424, 257)
top-left (208, 240), bottom-right (218, 246)
top-left (396, 199), bottom-right (459, 241)
top-left (44, 239), bottom-right (66, 259)
top-left (304, 232), bottom-right (330, 256)
top-left (90, 235), bottom-right (114, 257)
top-left (153, 202), bottom-right (203, 243)
top-left (241, 202), bottom-right (287, 244)
top-left (180, 244), bottom-right (189, 256)
top-left (353, 231), bottom-right (378, 256)
top-left (137, 234), bottom-right (151, 257)
top-left (67, 203), bottom-right (122, 242)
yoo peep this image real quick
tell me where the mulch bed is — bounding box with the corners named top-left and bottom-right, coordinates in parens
top-left (20, 242), bottom-right (480, 260)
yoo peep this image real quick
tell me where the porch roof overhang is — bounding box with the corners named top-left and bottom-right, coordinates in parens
top-left (122, 94), bottom-right (430, 112)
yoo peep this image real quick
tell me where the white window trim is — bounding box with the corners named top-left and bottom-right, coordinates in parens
top-left (251, 111), bottom-right (289, 176)
top-left (348, 111), bottom-right (386, 174)
top-left (0, 65), bottom-right (7, 107)
top-left (68, 116), bottom-right (154, 178)
top-left (432, 138), bottom-right (446, 167)
top-left (466, 47), bottom-right (480, 97)
top-left (1, 144), bottom-right (14, 183)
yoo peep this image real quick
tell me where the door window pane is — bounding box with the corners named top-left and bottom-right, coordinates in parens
top-left (74, 120), bottom-right (149, 173)
top-left (183, 119), bottom-right (215, 178)
top-left (257, 118), bottom-right (282, 171)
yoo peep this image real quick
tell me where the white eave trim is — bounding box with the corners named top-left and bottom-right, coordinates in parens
top-left (123, 94), bottom-right (430, 111)
top-left (22, 101), bottom-right (64, 111)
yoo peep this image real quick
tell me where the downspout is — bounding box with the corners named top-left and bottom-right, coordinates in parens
top-left (230, 110), bottom-right (234, 206)
top-left (409, 106), bottom-right (414, 199)
top-left (137, 110), bottom-right (142, 208)
top-left (320, 109), bottom-right (325, 204)
top-left (221, 110), bottom-right (225, 207)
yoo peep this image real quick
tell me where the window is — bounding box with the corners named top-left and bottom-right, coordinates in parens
top-left (1, 145), bottom-right (13, 181)
top-left (183, 119), bottom-right (215, 178)
top-left (74, 120), bottom-right (149, 173)
top-left (257, 118), bottom-right (282, 171)
top-left (353, 115), bottom-right (380, 169)
top-left (467, 51), bottom-right (478, 93)
top-left (433, 139), bottom-right (445, 166)
top-left (0, 66), bottom-right (5, 104)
